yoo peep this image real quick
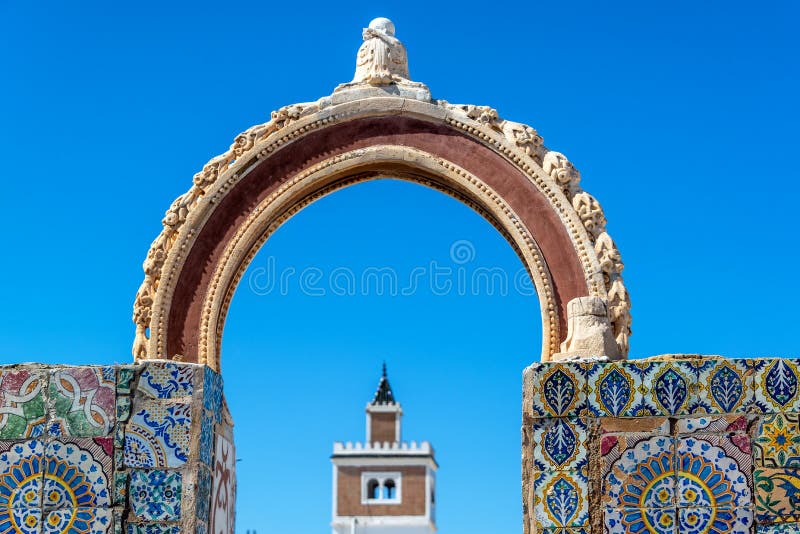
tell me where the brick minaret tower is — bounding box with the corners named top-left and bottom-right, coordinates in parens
top-left (331, 365), bottom-right (437, 534)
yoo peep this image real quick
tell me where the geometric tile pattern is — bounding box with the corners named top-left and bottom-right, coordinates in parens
top-left (526, 357), bottom-right (800, 533)
top-left (0, 369), bottom-right (46, 438)
top-left (48, 367), bottom-right (116, 437)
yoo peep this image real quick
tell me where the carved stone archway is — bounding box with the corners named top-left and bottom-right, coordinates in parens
top-left (132, 21), bottom-right (630, 370)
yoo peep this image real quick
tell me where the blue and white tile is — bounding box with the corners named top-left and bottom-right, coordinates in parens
top-left (129, 469), bottom-right (182, 521)
top-left (528, 363), bottom-right (587, 418)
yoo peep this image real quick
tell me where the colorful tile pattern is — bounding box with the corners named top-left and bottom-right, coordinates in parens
top-left (0, 370), bottom-right (46, 438)
top-left (529, 363), bottom-right (587, 417)
top-left (48, 367), bottom-right (116, 437)
top-left (0, 440), bottom-right (45, 509)
top-left (755, 413), bottom-right (800, 467)
top-left (123, 401), bottom-right (192, 468)
top-left (533, 417), bottom-right (587, 471)
top-left (137, 363), bottom-right (194, 399)
top-left (755, 467), bottom-right (800, 523)
top-left (753, 359), bottom-right (800, 413)
top-left (202, 370), bottom-right (223, 422)
top-left (534, 470), bottom-right (588, 528)
top-left (129, 470), bottom-right (182, 521)
top-left (528, 357), bottom-right (800, 533)
top-left (44, 439), bottom-right (111, 509)
top-left (43, 508), bottom-right (113, 534)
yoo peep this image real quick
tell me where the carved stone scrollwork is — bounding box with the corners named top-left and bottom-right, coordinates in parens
top-left (507, 123), bottom-right (544, 163)
top-left (542, 151), bottom-right (581, 197)
top-left (572, 192), bottom-right (607, 240)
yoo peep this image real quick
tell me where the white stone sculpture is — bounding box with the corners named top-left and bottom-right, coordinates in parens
top-left (353, 18), bottom-right (409, 85)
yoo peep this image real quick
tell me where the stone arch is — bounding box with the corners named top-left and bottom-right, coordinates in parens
top-left (132, 27), bottom-right (630, 370)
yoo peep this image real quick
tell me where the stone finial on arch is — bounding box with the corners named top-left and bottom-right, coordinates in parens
top-left (131, 19), bottom-right (631, 369)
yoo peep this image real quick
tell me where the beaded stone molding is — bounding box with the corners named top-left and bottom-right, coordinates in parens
top-left (131, 20), bottom-right (630, 368)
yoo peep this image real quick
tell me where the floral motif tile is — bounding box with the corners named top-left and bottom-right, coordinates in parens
top-left (693, 359), bottom-right (752, 414)
top-left (0, 369), bottom-right (46, 438)
top-left (533, 470), bottom-right (588, 527)
top-left (604, 507), bottom-right (676, 534)
top-left (755, 467), bottom-right (800, 523)
top-left (196, 521), bottom-right (208, 534)
top-left (137, 363), bottom-right (194, 399)
top-left (196, 466), bottom-right (212, 521)
top-left (755, 413), bottom-right (800, 468)
top-left (43, 439), bottom-right (111, 509)
top-left (532, 417), bottom-right (587, 471)
top-left (677, 506), bottom-right (752, 534)
top-left (602, 435), bottom-right (675, 509)
top-left (48, 367), bottom-right (116, 437)
top-left (124, 401), bottom-right (192, 468)
top-left (587, 362), bottom-right (642, 417)
top-left (638, 361), bottom-right (694, 416)
top-left (43, 508), bottom-right (112, 534)
top-left (529, 363), bottom-right (587, 417)
top-left (130, 470), bottom-right (182, 521)
top-left (0, 440), bottom-right (45, 509)
top-left (202, 370), bottom-right (223, 422)
top-left (752, 359), bottom-right (800, 413)
top-left (199, 412), bottom-right (213, 466)
top-left (675, 436), bottom-right (751, 509)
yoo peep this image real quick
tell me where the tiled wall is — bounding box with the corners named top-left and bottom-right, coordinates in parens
top-left (0, 361), bottom-right (231, 534)
top-left (523, 357), bottom-right (800, 534)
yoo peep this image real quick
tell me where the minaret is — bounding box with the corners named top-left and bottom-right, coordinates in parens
top-left (331, 365), bottom-right (437, 534)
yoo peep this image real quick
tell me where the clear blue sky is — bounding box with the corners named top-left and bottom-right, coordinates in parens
top-left (1, 1), bottom-right (798, 532)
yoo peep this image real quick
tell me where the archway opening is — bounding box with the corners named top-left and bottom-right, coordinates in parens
top-left (221, 178), bottom-right (541, 532)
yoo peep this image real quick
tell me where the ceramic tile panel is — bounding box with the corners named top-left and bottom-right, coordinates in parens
top-left (43, 508), bottom-right (113, 534)
top-left (674, 414), bottom-right (749, 434)
top-left (199, 412), bottom-right (213, 467)
top-left (529, 363), bottom-right (587, 418)
top-left (675, 436), bottom-right (752, 509)
top-left (0, 369), bottom-right (46, 438)
top-left (124, 401), bottom-right (192, 468)
top-left (48, 367), bottom-right (116, 437)
top-left (117, 366), bottom-right (137, 396)
top-left (534, 470), bottom-right (589, 528)
top-left (43, 438), bottom-right (112, 510)
top-left (532, 417), bottom-right (587, 471)
top-left (129, 470), bottom-right (182, 521)
top-left (137, 363), bottom-right (194, 400)
top-left (1, 507), bottom-right (43, 534)
top-left (126, 524), bottom-right (180, 534)
top-left (755, 467), bottom-right (800, 523)
top-left (196, 467), bottom-right (212, 522)
top-left (757, 524), bottom-right (800, 533)
top-left (604, 507), bottom-right (677, 533)
top-left (638, 360), bottom-right (695, 416)
top-left (676, 506), bottom-right (752, 534)
top-left (0, 440), bottom-right (45, 509)
top-left (752, 359), bottom-right (800, 413)
top-left (602, 435), bottom-right (675, 510)
top-left (540, 528), bottom-right (589, 534)
top-left (693, 358), bottom-right (753, 414)
top-left (202, 370), bottom-right (223, 422)
top-left (755, 413), bottom-right (800, 468)
top-left (586, 362), bottom-right (642, 417)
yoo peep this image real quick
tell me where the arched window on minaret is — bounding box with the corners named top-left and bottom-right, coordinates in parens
top-left (383, 479), bottom-right (396, 500)
top-left (367, 479), bottom-right (380, 500)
